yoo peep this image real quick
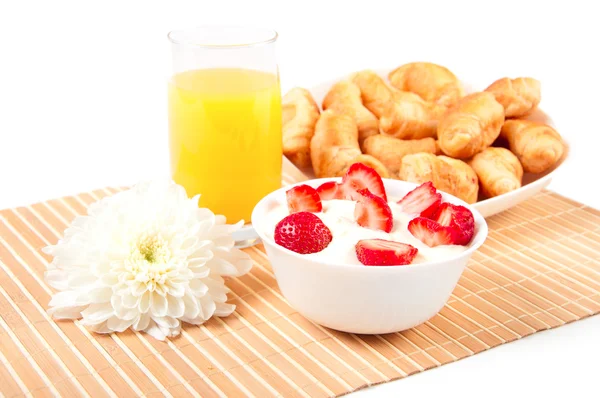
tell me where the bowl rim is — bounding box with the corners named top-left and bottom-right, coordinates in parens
top-left (251, 177), bottom-right (489, 272)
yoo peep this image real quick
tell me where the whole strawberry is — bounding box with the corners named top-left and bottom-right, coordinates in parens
top-left (274, 212), bottom-right (333, 254)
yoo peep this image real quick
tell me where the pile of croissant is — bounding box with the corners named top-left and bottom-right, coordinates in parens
top-left (282, 62), bottom-right (565, 204)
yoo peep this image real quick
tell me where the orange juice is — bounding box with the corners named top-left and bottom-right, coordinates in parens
top-left (168, 68), bottom-right (282, 224)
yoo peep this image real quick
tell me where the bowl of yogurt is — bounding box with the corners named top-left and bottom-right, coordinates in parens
top-left (251, 175), bottom-right (488, 334)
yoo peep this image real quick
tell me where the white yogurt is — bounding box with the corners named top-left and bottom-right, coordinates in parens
top-left (263, 198), bottom-right (468, 266)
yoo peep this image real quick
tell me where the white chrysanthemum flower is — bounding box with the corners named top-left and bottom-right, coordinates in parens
top-left (43, 180), bottom-right (252, 340)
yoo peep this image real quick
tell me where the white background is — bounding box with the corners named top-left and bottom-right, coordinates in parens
top-left (1, 1), bottom-right (599, 397)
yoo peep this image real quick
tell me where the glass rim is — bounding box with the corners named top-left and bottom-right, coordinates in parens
top-left (167, 25), bottom-right (278, 49)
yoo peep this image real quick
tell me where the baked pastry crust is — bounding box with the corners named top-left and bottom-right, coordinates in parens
top-left (399, 152), bottom-right (479, 204)
top-left (388, 62), bottom-right (464, 106)
top-left (501, 119), bottom-right (563, 173)
top-left (350, 70), bottom-right (444, 140)
top-left (362, 135), bottom-right (437, 176)
top-left (322, 80), bottom-right (379, 146)
top-left (469, 147), bottom-right (523, 198)
top-left (485, 77), bottom-right (541, 118)
top-left (282, 88), bottom-right (321, 169)
top-left (437, 92), bottom-right (505, 159)
top-left (310, 110), bottom-right (389, 178)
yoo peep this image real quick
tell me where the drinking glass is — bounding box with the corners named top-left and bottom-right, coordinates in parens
top-left (167, 26), bottom-right (282, 232)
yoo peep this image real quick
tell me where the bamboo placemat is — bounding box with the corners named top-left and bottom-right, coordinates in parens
top-left (1, 170), bottom-right (599, 397)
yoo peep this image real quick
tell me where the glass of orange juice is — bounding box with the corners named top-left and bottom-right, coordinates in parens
top-left (167, 26), bottom-right (282, 239)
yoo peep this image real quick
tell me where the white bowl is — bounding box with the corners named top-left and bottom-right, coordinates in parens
top-left (304, 68), bottom-right (570, 218)
top-left (251, 178), bottom-right (488, 334)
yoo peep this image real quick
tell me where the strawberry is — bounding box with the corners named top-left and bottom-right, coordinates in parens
top-left (354, 189), bottom-right (393, 233)
top-left (315, 181), bottom-right (344, 200)
top-left (274, 212), bottom-right (333, 254)
top-left (286, 184), bottom-right (322, 213)
top-left (397, 181), bottom-right (442, 218)
top-left (355, 239), bottom-right (418, 266)
top-left (341, 163), bottom-right (387, 201)
top-left (407, 217), bottom-right (455, 247)
top-left (432, 203), bottom-right (475, 245)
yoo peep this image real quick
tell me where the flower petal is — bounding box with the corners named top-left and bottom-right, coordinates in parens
top-left (67, 271), bottom-right (97, 288)
top-left (214, 302), bottom-right (236, 317)
top-left (155, 316), bottom-right (179, 329)
top-left (107, 316), bottom-right (134, 332)
top-left (89, 287), bottom-right (113, 303)
top-left (48, 305), bottom-right (86, 320)
top-left (89, 321), bottom-right (112, 334)
top-left (165, 282), bottom-right (185, 298)
top-left (188, 266), bottom-right (210, 279)
top-left (133, 312), bottom-right (150, 331)
top-left (131, 282), bottom-right (147, 297)
top-left (80, 303), bottom-right (114, 325)
top-left (139, 292), bottom-right (151, 313)
top-left (166, 295), bottom-right (184, 318)
top-left (45, 270), bottom-right (69, 290)
top-left (189, 279), bottom-right (208, 297)
top-left (206, 258), bottom-right (239, 276)
top-left (100, 273), bottom-right (119, 286)
top-left (48, 290), bottom-right (81, 309)
top-left (203, 278), bottom-right (229, 302)
top-left (122, 294), bottom-right (140, 309)
top-left (182, 293), bottom-right (200, 320)
top-left (151, 294), bottom-right (168, 317)
top-left (143, 320), bottom-right (167, 341)
top-left (214, 248), bottom-right (253, 276)
top-left (180, 236), bottom-right (198, 252)
top-left (199, 295), bottom-right (216, 320)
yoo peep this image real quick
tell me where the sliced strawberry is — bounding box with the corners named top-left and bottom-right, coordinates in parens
top-left (274, 212), bottom-right (333, 254)
top-left (315, 181), bottom-right (344, 200)
top-left (341, 163), bottom-right (387, 201)
top-left (354, 189), bottom-right (393, 233)
top-left (355, 239), bottom-right (418, 266)
top-left (433, 203), bottom-right (475, 245)
top-left (286, 184), bottom-right (322, 213)
top-left (408, 217), bottom-right (454, 247)
top-left (397, 182), bottom-right (442, 218)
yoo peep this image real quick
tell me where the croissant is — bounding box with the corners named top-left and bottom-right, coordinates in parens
top-left (501, 119), bottom-right (564, 173)
top-left (282, 88), bottom-right (320, 169)
top-left (310, 110), bottom-right (389, 178)
top-left (380, 91), bottom-right (446, 140)
top-left (437, 156), bottom-right (479, 204)
top-left (363, 134), bottom-right (437, 176)
top-left (399, 152), bottom-right (479, 204)
top-left (349, 70), bottom-right (392, 117)
top-left (484, 77), bottom-right (541, 118)
top-left (388, 62), bottom-right (464, 107)
top-left (437, 92), bottom-right (505, 159)
top-left (322, 80), bottom-right (379, 145)
top-left (469, 147), bottom-right (523, 198)
top-left (350, 70), bottom-right (444, 140)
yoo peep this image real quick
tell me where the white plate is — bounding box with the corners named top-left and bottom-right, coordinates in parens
top-left (303, 68), bottom-right (570, 218)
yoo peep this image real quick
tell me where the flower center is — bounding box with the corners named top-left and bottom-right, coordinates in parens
top-left (126, 233), bottom-right (174, 291)
top-left (138, 236), bottom-right (161, 263)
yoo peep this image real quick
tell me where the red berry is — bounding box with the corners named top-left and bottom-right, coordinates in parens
top-left (397, 181), bottom-right (442, 218)
top-left (408, 217), bottom-right (455, 247)
top-left (432, 203), bottom-right (475, 245)
top-left (341, 162), bottom-right (388, 201)
top-left (355, 239), bottom-right (418, 266)
top-left (354, 189), bottom-right (393, 233)
top-left (274, 212), bottom-right (333, 254)
top-left (315, 181), bottom-right (345, 200)
top-left (286, 184), bottom-right (322, 213)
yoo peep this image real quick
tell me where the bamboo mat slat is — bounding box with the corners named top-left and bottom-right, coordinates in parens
top-left (0, 166), bottom-right (599, 397)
